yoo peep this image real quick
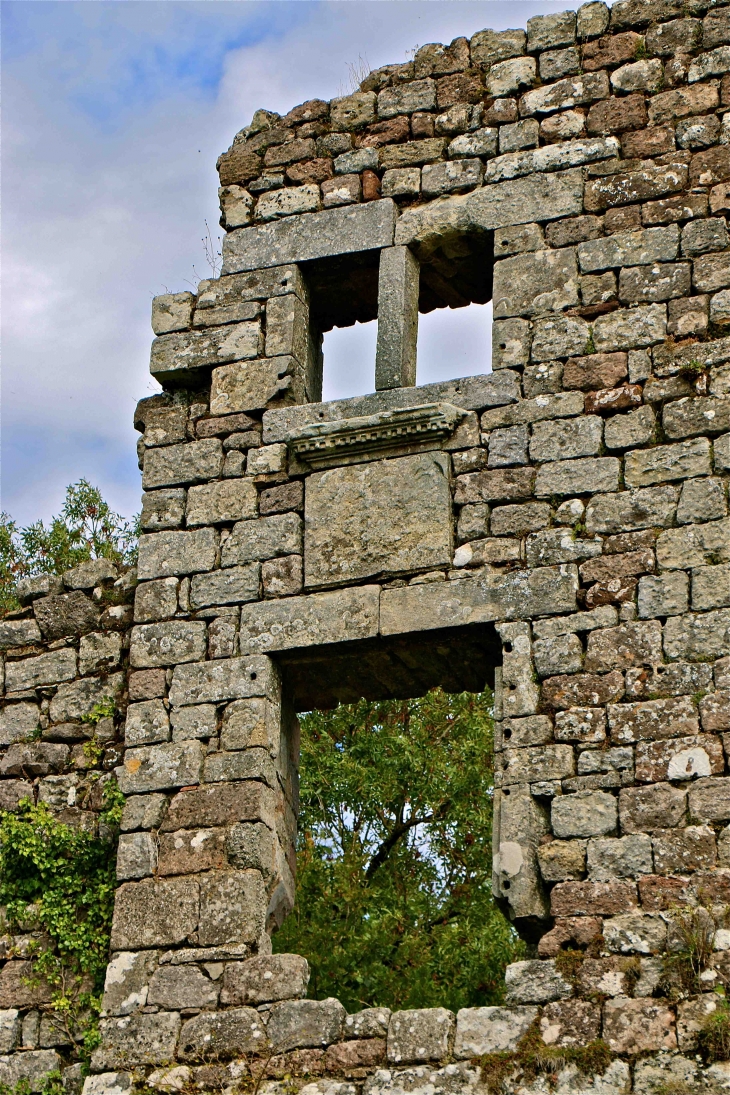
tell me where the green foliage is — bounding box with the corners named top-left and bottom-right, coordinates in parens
top-left (82, 698), bottom-right (117, 726)
top-left (0, 801), bottom-right (117, 989)
top-left (699, 990), bottom-right (730, 1063)
top-left (0, 480), bottom-right (139, 614)
top-left (0, 1071), bottom-right (66, 1095)
top-left (100, 780), bottom-right (126, 829)
top-left (274, 688), bottom-right (520, 1012)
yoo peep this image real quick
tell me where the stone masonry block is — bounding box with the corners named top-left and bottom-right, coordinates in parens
top-left (240, 586), bottom-right (380, 654)
top-left (222, 513), bottom-right (302, 566)
top-left (221, 954), bottom-right (309, 1006)
top-left (304, 453), bottom-right (451, 588)
top-left (552, 791), bottom-right (618, 838)
top-left (619, 783), bottom-right (687, 833)
top-left (130, 621), bottom-right (207, 668)
top-left (186, 479), bottom-right (258, 526)
top-left (602, 999), bottom-right (676, 1054)
top-left (492, 248), bottom-right (579, 318)
top-left (587, 834), bottom-right (653, 880)
top-left (198, 870), bottom-right (267, 946)
top-left (168, 655), bottom-right (280, 706)
top-left (93, 1014), bottom-right (181, 1070)
top-left (504, 961), bottom-right (572, 1004)
top-left (387, 1009), bottom-right (455, 1064)
top-left (535, 457), bottom-right (620, 497)
top-left (453, 1006), bottom-right (537, 1058)
top-left (178, 1008), bottom-right (265, 1061)
top-left (138, 529), bottom-right (218, 580)
top-left (585, 621), bottom-right (663, 670)
top-left (267, 998), bottom-right (346, 1053)
top-left (625, 438), bottom-right (712, 487)
top-left (116, 741), bottom-right (204, 794)
top-left (110, 878), bottom-right (199, 950)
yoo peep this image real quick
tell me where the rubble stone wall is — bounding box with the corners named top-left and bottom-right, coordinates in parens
top-left (4, 0), bottom-right (730, 1093)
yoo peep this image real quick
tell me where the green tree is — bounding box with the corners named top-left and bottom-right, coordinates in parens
top-left (0, 480), bottom-right (138, 613)
top-left (274, 688), bottom-right (520, 1012)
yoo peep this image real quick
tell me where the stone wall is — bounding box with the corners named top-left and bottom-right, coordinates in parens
top-left (0, 560), bottom-right (134, 1092)
top-left (3, 0), bottom-right (730, 1093)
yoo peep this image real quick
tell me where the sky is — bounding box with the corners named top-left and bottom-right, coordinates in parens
top-left (2, 0), bottom-right (598, 527)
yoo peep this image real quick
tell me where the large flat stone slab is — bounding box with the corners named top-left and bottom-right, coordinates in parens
top-left (222, 199), bottom-right (396, 273)
top-left (263, 372), bottom-right (520, 443)
top-left (239, 586), bottom-right (380, 653)
top-left (304, 453), bottom-right (452, 587)
top-left (395, 169), bottom-right (584, 252)
top-left (380, 565), bottom-right (579, 634)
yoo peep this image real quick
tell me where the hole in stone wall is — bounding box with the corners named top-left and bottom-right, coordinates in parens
top-left (416, 300), bottom-right (493, 386)
top-left (321, 320), bottom-right (378, 402)
top-left (271, 627), bottom-right (515, 1011)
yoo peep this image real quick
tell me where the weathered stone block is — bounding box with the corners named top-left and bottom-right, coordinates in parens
top-left (652, 825), bottom-right (717, 873)
top-left (116, 741), bottom-right (204, 794)
top-left (587, 834), bottom-right (653, 880)
top-left (602, 999), bottom-right (676, 1054)
top-left (137, 529), bottom-right (218, 581)
top-left (239, 585), bottom-right (379, 654)
top-left (505, 960), bottom-right (572, 1005)
top-left (162, 781), bottom-right (277, 831)
top-left (198, 869), bottom-right (266, 945)
top-left (608, 696), bottom-right (698, 743)
top-left (5, 648), bottom-right (77, 692)
top-left (542, 670), bottom-right (624, 709)
top-left (0, 1050), bottom-right (62, 1092)
top-left (535, 457), bottom-right (620, 497)
top-left (637, 573), bottom-right (689, 618)
top-left (32, 591), bottom-right (99, 641)
top-left (689, 777), bottom-right (730, 821)
top-left (584, 621), bottom-right (662, 671)
top-left (530, 417), bottom-right (603, 462)
top-left (453, 1006), bottom-right (537, 1058)
top-left (169, 655), bottom-right (279, 706)
top-left (537, 840), bottom-right (586, 882)
top-left (186, 479), bottom-right (257, 526)
top-left (619, 783), bottom-right (687, 833)
top-left (344, 1009), bottom-right (392, 1040)
top-left (93, 1012), bottom-right (181, 1070)
top-left (189, 565), bottom-right (259, 609)
top-left (552, 791), bottom-right (617, 838)
top-left (585, 485), bottom-right (678, 533)
top-left (130, 621), bottom-right (206, 668)
top-left (0, 703), bottom-right (40, 746)
top-left (221, 954), bottom-right (309, 1006)
top-left (493, 248), bottom-right (579, 318)
top-left (102, 951), bottom-right (160, 1016)
top-left (141, 489), bottom-right (186, 532)
top-left (381, 566), bottom-right (578, 635)
top-left (111, 876), bottom-right (198, 954)
top-left (134, 578), bottom-right (178, 624)
top-left (664, 608), bottom-right (730, 660)
top-left (501, 744), bottom-right (575, 786)
top-left (304, 454), bottom-right (451, 588)
top-left (268, 999), bottom-right (346, 1053)
top-left (178, 1008), bottom-right (265, 1061)
top-left (387, 1009), bottom-right (455, 1064)
top-left (223, 513), bottom-right (302, 566)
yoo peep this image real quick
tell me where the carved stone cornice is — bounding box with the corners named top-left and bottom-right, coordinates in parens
top-left (286, 402), bottom-right (466, 469)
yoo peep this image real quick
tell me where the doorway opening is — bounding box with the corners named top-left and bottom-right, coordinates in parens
top-left (271, 624), bottom-right (520, 1013)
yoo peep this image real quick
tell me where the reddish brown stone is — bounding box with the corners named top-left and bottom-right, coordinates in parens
top-left (580, 549), bottom-right (654, 585)
top-left (162, 782), bottom-right (276, 831)
top-left (415, 38), bottom-right (469, 78)
top-left (648, 84), bottom-right (719, 125)
top-left (563, 352), bottom-right (628, 391)
top-left (217, 147), bottom-right (263, 186)
top-left (651, 825), bottom-right (718, 874)
top-left (361, 170), bottom-right (381, 201)
top-left (551, 880), bottom-right (638, 917)
top-left (638, 874), bottom-right (691, 910)
top-left (585, 384), bottom-right (643, 415)
top-left (483, 98), bottom-right (518, 125)
top-left (604, 204), bottom-right (642, 233)
top-left (265, 1050), bottom-right (325, 1078)
top-left (692, 870), bottom-right (730, 904)
top-left (411, 113), bottom-right (435, 139)
top-left (286, 158), bottom-right (334, 185)
top-left (324, 1039), bottom-right (386, 1073)
top-left (297, 121), bottom-right (328, 140)
top-left (604, 529), bottom-right (656, 555)
top-left (436, 71), bottom-right (483, 109)
top-left (636, 736), bottom-right (724, 784)
top-left (619, 783), bottom-right (687, 834)
top-left (361, 116), bottom-right (410, 147)
top-left (586, 92), bottom-right (647, 135)
top-left (0, 961), bottom-right (53, 1008)
top-left (282, 99), bottom-right (329, 127)
top-left (542, 671), bottom-right (625, 709)
top-left (262, 555), bottom-right (303, 598)
top-left (722, 74), bottom-right (730, 107)
top-left (603, 998), bottom-right (676, 1054)
top-left (690, 146), bottom-right (730, 188)
top-left (642, 191), bottom-right (708, 225)
top-left (584, 578), bottom-right (637, 608)
top-left (541, 1000), bottom-right (602, 1047)
top-left (582, 32), bottom-right (643, 71)
top-left (259, 481), bottom-right (304, 515)
top-left (585, 621), bottom-right (662, 672)
top-left (700, 692), bottom-right (730, 732)
top-left (158, 827), bottom-right (227, 875)
top-left (621, 125), bottom-right (675, 159)
top-left (537, 917), bottom-right (603, 958)
top-left (128, 668), bottom-right (166, 701)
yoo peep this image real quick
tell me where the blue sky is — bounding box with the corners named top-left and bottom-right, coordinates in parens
top-left (2, 0), bottom-right (593, 527)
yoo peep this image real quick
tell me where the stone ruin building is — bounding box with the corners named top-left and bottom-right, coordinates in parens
top-left (2, 0), bottom-right (730, 1092)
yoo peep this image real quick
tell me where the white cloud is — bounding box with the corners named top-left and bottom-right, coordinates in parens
top-left (2, 0), bottom-right (589, 525)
